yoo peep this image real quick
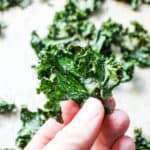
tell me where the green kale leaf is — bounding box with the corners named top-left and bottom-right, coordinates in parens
top-left (70, 0), bottom-right (104, 14)
top-left (122, 21), bottom-right (150, 67)
top-left (54, 0), bottom-right (104, 23)
top-left (16, 106), bottom-right (48, 148)
top-left (0, 0), bottom-right (32, 11)
top-left (115, 0), bottom-right (150, 10)
top-left (0, 21), bottom-right (7, 36)
top-left (91, 19), bottom-right (150, 68)
top-left (0, 98), bottom-right (16, 113)
top-left (134, 128), bottom-right (150, 150)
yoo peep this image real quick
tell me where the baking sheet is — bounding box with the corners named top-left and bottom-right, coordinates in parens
top-left (0, 0), bottom-right (150, 148)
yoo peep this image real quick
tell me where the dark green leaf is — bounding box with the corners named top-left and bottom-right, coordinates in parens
top-left (0, 0), bottom-right (32, 10)
top-left (115, 0), bottom-right (150, 10)
top-left (134, 128), bottom-right (150, 150)
top-left (16, 106), bottom-right (47, 148)
top-left (0, 98), bottom-right (16, 113)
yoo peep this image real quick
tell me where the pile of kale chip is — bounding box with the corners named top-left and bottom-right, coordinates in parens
top-left (14, 0), bottom-right (150, 148)
top-left (134, 128), bottom-right (150, 150)
top-left (0, 98), bottom-right (16, 113)
top-left (0, 0), bottom-right (32, 10)
top-left (115, 0), bottom-right (150, 10)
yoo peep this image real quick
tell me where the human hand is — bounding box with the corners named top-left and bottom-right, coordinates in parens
top-left (25, 98), bottom-right (135, 150)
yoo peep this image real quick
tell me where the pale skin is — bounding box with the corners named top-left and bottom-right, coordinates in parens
top-left (25, 97), bottom-right (135, 150)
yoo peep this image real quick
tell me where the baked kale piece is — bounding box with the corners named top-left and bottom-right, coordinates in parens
top-left (70, 0), bottom-right (104, 14)
top-left (0, 0), bottom-right (32, 11)
top-left (0, 98), bottom-right (16, 113)
top-left (122, 21), bottom-right (150, 67)
top-left (0, 21), bottom-right (7, 36)
top-left (16, 106), bottom-right (48, 148)
top-left (93, 19), bottom-right (150, 68)
top-left (115, 0), bottom-right (150, 10)
top-left (134, 128), bottom-right (150, 150)
top-left (36, 44), bottom-right (124, 102)
top-left (54, 0), bottom-right (104, 23)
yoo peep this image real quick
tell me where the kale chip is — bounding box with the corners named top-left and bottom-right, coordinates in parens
top-left (134, 128), bottom-right (150, 150)
top-left (115, 0), bottom-right (150, 10)
top-left (122, 21), bottom-right (150, 67)
top-left (0, 21), bottom-right (7, 36)
top-left (0, 0), bottom-right (32, 11)
top-left (16, 106), bottom-right (48, 148)
top-left (54, 0), bottom-right (104, 23)
top-left (0, 98), bottom-right (16, 113)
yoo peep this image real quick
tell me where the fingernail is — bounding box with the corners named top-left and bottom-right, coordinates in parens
top-left (60, 101), bottom-right (67, 108)
top-left (76, 97), bottom-right (101, 121)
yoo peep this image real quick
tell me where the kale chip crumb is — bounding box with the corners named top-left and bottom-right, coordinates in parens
top-left (16, 106), bottom-right (48, 148)
top-left (0, 98), bottom-right (16, 113)
top-left (0, 0), bottom-right (32, 11)
top-left (115, 0), bottom-right (150, 10)
top-left (0, 21), bottom-right (7, 36)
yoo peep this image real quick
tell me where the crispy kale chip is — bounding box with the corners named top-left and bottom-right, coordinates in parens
top-left (0, 98), bottom-right (16, 113)
top-left (115, 0), bottom-right (150, 10)
top-left (31, 1), bottom-right (150, 121)
top-left (70, 0), bottom-right (104, 14)
top-left (91, 18), bottom-right (125, 55)
top-left (54, 0), bottom-right (104, 23)
top-left (0, 21), bottom-right (7, 36)
top-left (122, 21), bottom-right (150, 67)
top-left (16, 107), bottom-right (48, 148)
top-left (35, 44), bottom-right (124, 101)
top-left (92, 19), bottom-right (150, 68)
top-left (0, 0), bottom-right (32, 11)
top-left (134, 128), bottom-right (150, 150)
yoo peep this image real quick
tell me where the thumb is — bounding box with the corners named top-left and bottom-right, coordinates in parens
top-left (44, 97), bottom-right (104, 150)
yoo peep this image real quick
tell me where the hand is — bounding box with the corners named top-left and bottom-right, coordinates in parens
top-left (25, 98), bottom-right (135, 150)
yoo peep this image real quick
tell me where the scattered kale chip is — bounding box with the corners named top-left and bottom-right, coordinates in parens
top-left (0, 98), bottom-right (16, 113)
top-left (16, 106), bottom-right (48, 148)
top-left (122, 21), bottom-right (150, 67)
top-left (54, 0), bottom-right (104, 23)
top-left (134, 128), bottom-right (150, 150)
top-left (31, 0), bottom-right (150, 123)
top-left (115, 0), bottom-right (150, 10)
top-left (0, 21), bottom-right (7, 36)
top-left (16, 0), bottom-right (150, 148)
top-left (0, 0), bottom-right (32, 11)
top-left (93, 19), bottom-right (150, 68)
top-left (69, 0), bottom-right (104, 14)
